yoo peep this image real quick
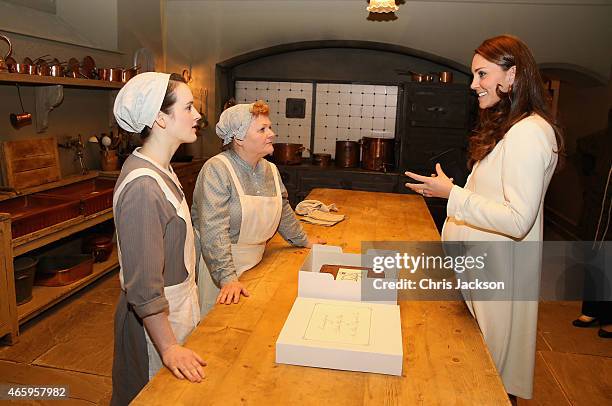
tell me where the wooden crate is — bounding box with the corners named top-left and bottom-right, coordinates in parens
top-left (1, 137), bottom-right (61, 190)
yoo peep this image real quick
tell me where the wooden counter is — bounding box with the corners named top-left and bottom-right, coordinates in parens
top-left (133, 189), bottom-right (509, 405)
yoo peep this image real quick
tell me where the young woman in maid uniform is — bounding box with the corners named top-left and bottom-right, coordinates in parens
top-left (111, 72), bottom-right (206, 405)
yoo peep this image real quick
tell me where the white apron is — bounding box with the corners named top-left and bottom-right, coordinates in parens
top-left (197, 155), bottom-right (282, 316)
top-left (114, 150), bottom-right (200, 380)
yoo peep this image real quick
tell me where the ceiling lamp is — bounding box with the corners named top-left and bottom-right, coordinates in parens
top-left (367, 0), bottom-right (399, 13)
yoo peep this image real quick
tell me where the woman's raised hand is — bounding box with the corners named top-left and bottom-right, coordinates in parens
top-left (405, 163), bottom-right (454, 199)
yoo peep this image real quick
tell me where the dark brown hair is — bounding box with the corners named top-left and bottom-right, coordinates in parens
top-left (468, 35), bottom-right (564, 168)
top-left (140, 73), bottom-right (187, 140)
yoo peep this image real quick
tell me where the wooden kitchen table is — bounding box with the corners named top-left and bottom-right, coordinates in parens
top-left (133, 189), bottom-right (509, 405)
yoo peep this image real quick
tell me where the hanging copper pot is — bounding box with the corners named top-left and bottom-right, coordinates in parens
top-left (10, 112), bottom-right (32, 128)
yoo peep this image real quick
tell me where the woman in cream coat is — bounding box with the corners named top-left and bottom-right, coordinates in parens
top-left (406, 35), bottom-right (563, 401)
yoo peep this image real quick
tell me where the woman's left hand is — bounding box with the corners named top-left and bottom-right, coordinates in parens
top-left (405, 163), bottom-right (454, 199)
top-left (306, 237), bottom-right (327, 248)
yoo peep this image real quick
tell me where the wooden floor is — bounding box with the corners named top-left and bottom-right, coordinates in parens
top-left (0, 270), bottom-right (610, 405)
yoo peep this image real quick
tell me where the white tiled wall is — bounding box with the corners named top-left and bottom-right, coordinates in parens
top-left (314, 84), bottom-right (398, 156)
top-left (235, 80), bottom-right (313, 156)
top-left (234, 81), bottom-right (399, 158)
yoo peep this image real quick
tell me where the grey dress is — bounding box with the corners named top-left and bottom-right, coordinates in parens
top-left (191, 150), bottom-right (308, 287)
top-left (111, 154), bottom-right (190, 406)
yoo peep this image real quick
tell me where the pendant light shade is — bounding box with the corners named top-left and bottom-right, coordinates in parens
top-left (367, 0), bottom-right (399, 13)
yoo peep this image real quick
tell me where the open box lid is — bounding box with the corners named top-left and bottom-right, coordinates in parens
top-left (298, 244), bottom-right (398, 304)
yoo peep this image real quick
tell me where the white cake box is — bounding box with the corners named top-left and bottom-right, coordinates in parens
top-left (276, 245), bottom-right (403, 376)
top-left (298, 244), bottom-right (398, 305)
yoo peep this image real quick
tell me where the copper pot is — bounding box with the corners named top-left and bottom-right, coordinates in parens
top-left (36, 62), bottom-right (64, 77)
top-left (335, 140), bottom-right (360, 168)
top-left (10, 63), bottom-right (36, 75)
top-left (122, 66), bottom-right (139, 82)
top-left (437, 71), bottom-right (453, 84)
top-left (409, 71), bottom-right (434, 83)
top-left (361, 137), bottom-right (394, 172)
top-left (82, 235), bottom-right (113, 263)
top-left (35, 255), bottom-right (94, 286)
top-left (40, 64), bottom-right (64, 77)
top-left (273, 143), bottom-right (304, 165)
top-left (10, 112), bottom-right (32, 128)
top-left (312, 153), bottom-right (331, 167)
top-left (99, 67), bottom-right (123, 82)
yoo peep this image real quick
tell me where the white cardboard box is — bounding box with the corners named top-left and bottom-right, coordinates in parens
top-left (298, 244), bottom-right (398, 304)
top-left (276, 245), bottom-right (403, 376)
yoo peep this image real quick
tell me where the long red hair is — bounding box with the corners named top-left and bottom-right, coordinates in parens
top-left (468, 35), bottom-right (563, 168)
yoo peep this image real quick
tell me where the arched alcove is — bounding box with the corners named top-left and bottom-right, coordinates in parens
top-left (215, 40), bottom-right (471, 116)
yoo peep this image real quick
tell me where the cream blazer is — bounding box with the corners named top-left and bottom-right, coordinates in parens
top-left (442, 114), bottom-right (558, 399)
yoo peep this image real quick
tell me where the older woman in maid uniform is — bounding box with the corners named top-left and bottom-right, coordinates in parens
top-left (192, 100), bottom-right (325, 316)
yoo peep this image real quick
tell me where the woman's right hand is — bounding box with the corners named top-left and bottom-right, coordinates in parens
top-left (217, 280), bottom-right (250, 304)
top-left (161, 343), bottom-right (207, 382)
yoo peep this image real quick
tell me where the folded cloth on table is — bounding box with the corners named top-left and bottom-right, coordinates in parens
top-left (295, 200), bottom-right (345, 226)
top-left (295, 199), bottom-right (338, 216)
top-left (307, 209), bottom-right (345, 223)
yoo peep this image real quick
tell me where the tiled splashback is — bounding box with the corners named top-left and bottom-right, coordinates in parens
top-left (234, 81), bottom-right (398, 158)
top-left (315, 83), bottom-right (398, 156)
top-left (235, 81), bottom-right (313, 156)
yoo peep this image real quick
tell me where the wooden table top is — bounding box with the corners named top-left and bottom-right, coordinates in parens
top-left (133, 189), bottom-right (509, 405)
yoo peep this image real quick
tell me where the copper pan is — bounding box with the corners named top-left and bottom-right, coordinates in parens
top-left (312, 153), bottom-right (331, 167)
top-left (99, 67), bottom-right (123, 82)
top-left (410, 71), bottom-right (434, 83)
top-left (335, 140), bottom-right (360, 168)
top-left (361, 137), bottom-right (394, 172)
top-left (273, 143), bottom-right (304, 165)
top-left (122, 66), bottom-right (139, 82)
top-left (9, 63), bottom-right (36, 74)
top-left (437, 71), bottom-right (453, 84)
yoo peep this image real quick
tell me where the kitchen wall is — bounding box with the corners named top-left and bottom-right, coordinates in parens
top-left (161, 0), bottom-right (611, 240)
top-left (1, 0), bottom-right (609, 184)
top-left (0, 0), bottom-right (164, 178)
top-left (235, 80), bottom-right (399, 157)
top-left (163, 0), bottom-right (611, 158)
top-left (0, 30), bottom-right (123, 176)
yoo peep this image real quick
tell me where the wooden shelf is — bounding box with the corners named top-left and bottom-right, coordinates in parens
top-left (12, 208), bottom-right (113, 257)
top-left (0, 172), bottom-right (99, 202)
top-left (17, 248), bottom-right (118, 324)
top-left (0, 72), bottom-right (123, 89)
